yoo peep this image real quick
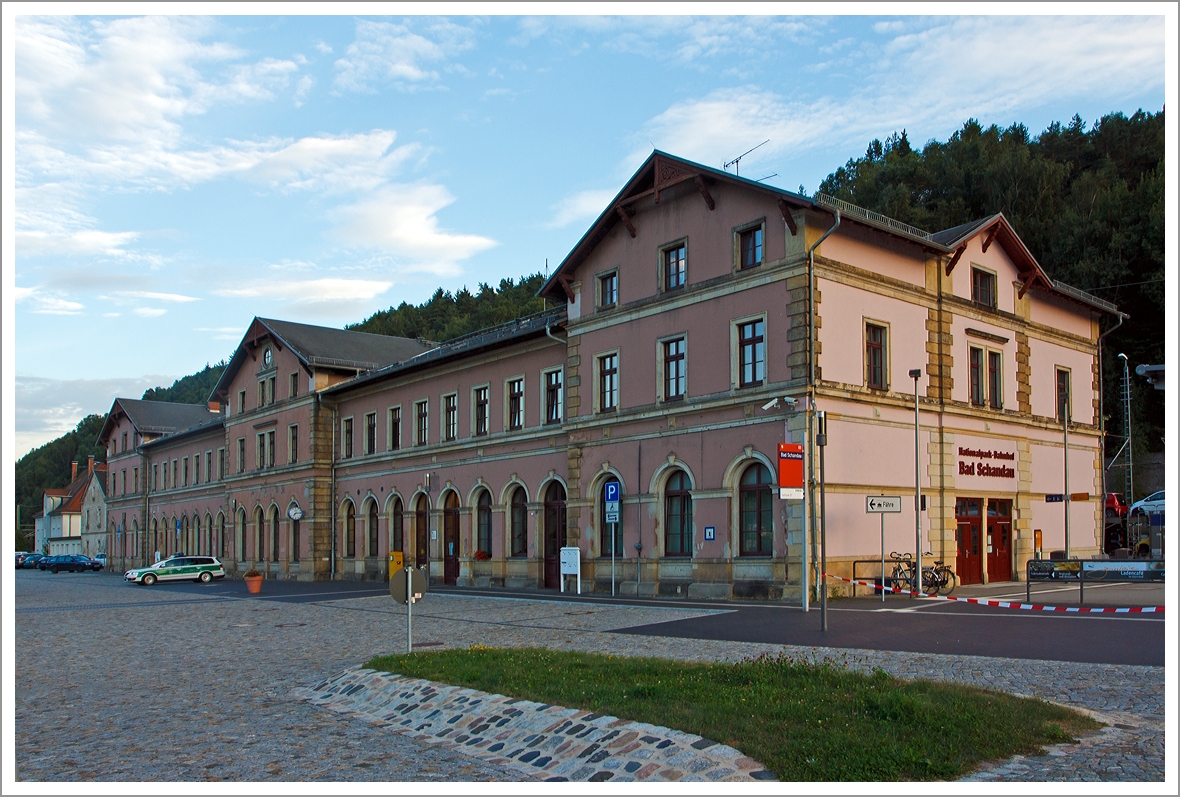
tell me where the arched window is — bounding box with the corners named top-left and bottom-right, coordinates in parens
top-left (390, 497), bottom-right (404, 555)
top-left (664, 470), bottom-right (692, 557)
top-left (600, 480), bottom-right (623, 557)
top-left (510, 486), bottom-right (528, 557)
top-left (368, 501), bottom-right (379, 557)
top-left (192, 514), bottom-right (201, 555)
top-left (414, 496), bottom-right (429, 565)
top-left (237, 509), bottom-right (247, 561)
top-left (217, 513), bottom-right (226, 559)
top-left (544, 482), bottom-right (566, 559)
top-left (151, 518), bottom-right (158, 559)
top-left (180, 515), bottom-right (189, 555)
top-left (254, 507), bottom-right (264, 562)
top-left (343, 502), bottom-right (356, 558)
top-left (739, 463), bottom-right (773, 556)
top-left (476, 489), bottom-right (492, 556)
top-left (205, 514), bottom-right (213, 558)
top-left (270, 507), bottom-right (280, 562)
top-left (289, 507), bottom-right (300, 563)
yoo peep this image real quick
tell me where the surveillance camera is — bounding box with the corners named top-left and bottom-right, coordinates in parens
top-left (782, 397), bottom-right (797, 407)
top-left (761, 398), bottom-right (779, 411)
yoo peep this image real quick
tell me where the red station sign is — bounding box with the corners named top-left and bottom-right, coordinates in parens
top-left (778, 443), bottom-right (804, 496)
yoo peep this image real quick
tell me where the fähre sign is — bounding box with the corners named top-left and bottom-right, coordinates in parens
top-left (957, 446), bottom-right (1015, 478)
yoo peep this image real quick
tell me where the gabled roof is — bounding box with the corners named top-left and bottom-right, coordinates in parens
top-left (540, 150), bottom-right (812, 301)
top-left (47, 465), bottom-right (94, 517)
top-left (210, 317), bottom-right (435, 402)
top-left (140, 413), bottom-right (225, 451)
top-left (98, 398), bottom-right (216, 445)
top-left (932, 212), bottom-right (1054, 298)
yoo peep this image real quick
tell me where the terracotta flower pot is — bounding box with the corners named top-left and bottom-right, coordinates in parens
top-left (244, 574), bottom-right (263, 594)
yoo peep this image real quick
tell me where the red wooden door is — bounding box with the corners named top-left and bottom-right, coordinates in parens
top-left (543, 482), bottom-right (565, 589)
top-left (443, 494), bottom-right (460, 585)
top-left (987, 499), bottom-right (1012, 582)
top-left (955, 498), bottom-right (983, 585)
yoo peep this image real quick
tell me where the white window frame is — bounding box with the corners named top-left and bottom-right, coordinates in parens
top-left (506, 376), bottom-right (525, 431)
top-left (442, 392), bottom-right (459, 442)
top-left (388, 405), bottom-right (402, 451)
top-left (414, 400), bottom-right (429, 447)
top-left (595, 349), bottom-right (620, 414)
top-left (734, 218), bottom-right (766, 271)
top-left (364, 411), bottom-right (378, 455)
top-left (656, 333), bottom-right (688, 402)
top-left (659, 237), bottom-right (689, 293)
top-left (341, 416), bottom-right (354, 459)
top-left (730, 312), bottom-right (768, 390)
top-left (471, 384), bottom-right (490, 437)
top-left (597, 268), bottom-right (619, 310)
top-left (541, 367), bottom-right (564, 424)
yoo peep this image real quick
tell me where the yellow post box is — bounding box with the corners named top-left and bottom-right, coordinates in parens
top-left (388, 551), bottom-right (404, 576)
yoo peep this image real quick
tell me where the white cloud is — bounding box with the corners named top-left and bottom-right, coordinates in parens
top-left (13, 286), bottom-right (37, 302)
top-left (333, 19), bottom-right (475, 92)
top-left (293, 74), bottom-right (314, 107)
top-left (195, 326), bottom-right (245, 340)
top-left (132, 307), bottom-right (168, 317)
top-left (213, 277), bottom-right (393, 304)
top-left (547, 188), bottom-right (618, 229)
top-left (314, 41), bottom-right (333, 55)
top-left (634, 16), bottom-right (1164, 176)
top-left (116, 291), bottom-right (199, 303)
top-left (328, 185), bottom-right (497, 274)
top-left (23, 293), bottom-right (84, 315)
top-left (245, 130), bottom-right (420, 194)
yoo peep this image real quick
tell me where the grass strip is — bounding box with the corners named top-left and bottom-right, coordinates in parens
top-left (366, 646), bottom-right (1099, 781)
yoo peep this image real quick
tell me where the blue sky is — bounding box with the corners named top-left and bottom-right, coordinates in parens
top-left (5, 7), bottom-right (1171, 456)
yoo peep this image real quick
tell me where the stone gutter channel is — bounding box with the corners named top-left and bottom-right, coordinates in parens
top-left (292, 668), bottom-right (777, 783)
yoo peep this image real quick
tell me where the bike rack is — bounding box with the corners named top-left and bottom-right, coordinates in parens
top-left (850, 559), bottom-right (899, 597)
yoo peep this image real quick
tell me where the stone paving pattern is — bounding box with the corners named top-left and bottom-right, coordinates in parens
top-left (294, 668), bottom-right (775, 782)
top-left (14, 571), bottom-right (1164, 782)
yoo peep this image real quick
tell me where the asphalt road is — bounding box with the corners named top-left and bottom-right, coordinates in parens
top-left (90, 573), bottom-right (1165, 666)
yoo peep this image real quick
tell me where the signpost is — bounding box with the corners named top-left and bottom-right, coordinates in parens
top-left (390, 566), bottom-right (428, 653)
top-left (777, 443), bottom-right (804, 499)
top-left (1046, 494), bottom-right (1065, 503)
top-left (559, 547), bottom-right (581, 594)
top-left (604, 481), bottom-right (620, 596)
top-left (866, 496), bottom-right (902, 601)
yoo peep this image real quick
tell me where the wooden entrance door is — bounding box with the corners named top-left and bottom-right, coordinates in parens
top-left (987, 499), bottom-right (1013, 582)
top-left (543, 482), bottom-right (565, 589)
top-left (414, 496), bottom-right (429, 570)
top-left (955, 498), bottom-right (983, 585)
top-left (443, 493), bottom-right (460, 585)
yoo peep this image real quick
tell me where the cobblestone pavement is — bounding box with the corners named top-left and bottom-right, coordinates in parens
top-left (14, 571), bottom-right (1164, 782)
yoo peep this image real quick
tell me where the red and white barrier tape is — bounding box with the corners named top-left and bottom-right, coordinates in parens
top-left (822, 572), bottom-right (1164, 614)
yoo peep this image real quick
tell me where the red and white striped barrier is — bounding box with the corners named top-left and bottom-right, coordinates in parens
top-left (822, 572), bottom-right (1165, 614)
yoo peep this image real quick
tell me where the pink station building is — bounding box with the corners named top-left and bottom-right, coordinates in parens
top-left (99, 152), bottom-right (1122, 600)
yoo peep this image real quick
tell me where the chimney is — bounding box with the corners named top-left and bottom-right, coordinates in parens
top-left (208, 401), bottom-right (221, 413)
top-left (87, 455), bottom-right (95, 474)
top-left (71, 460), bottom-right (78, 479)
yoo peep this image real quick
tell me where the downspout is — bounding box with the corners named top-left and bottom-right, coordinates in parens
top-left (330, 397), bottom-right (338, 580)
top-left (1097, 312), bottom-right (1125, 535)
top-left (804, 207), bottom-right (840, 609)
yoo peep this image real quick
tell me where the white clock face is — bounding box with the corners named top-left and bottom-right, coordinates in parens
top-left (264, 348), bottom-right (272, 366)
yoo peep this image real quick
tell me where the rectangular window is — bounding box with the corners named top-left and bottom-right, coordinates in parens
top-left (205, 451), bottom-right (212, 483)
top-left (217, 448), bottom-right (225, 480)
top-left (389, 406), bottom-right (402, 450)
top-left (972, 267), bottom-right (997, 309)
top-left (236, 439), bottom-right (245, 474)
top-left (1056, 369), bottom-right (1071, 423)
top-left (268, 376), bottom-right (276, 405)
top-left (121, 470), bottom-right (127, 495)
top-left (121, 432), bottom-right (127, 452)
top-left (258, 380), bottom-right (266, 407)
top-left (133, 468), bottom-right (139, 494)
top-left (290, 372), bottom-right (299, 399)
top-left (663, 338), bottom-right (686, 400)
top-left (195, 456), bottom-right (201, 484)
top-left (172, 460), bottom-right (178, 488)
top-left (238, 390), bottom-right (246, 415)
top-left (988, 351), bottom-right (1003, 410)
top-left (866, 323), bottom-right (886, 389)
top-left (365, 412), bottom-right (377, 454)
top-left (969, 346), bottom-right (986, 406)
top-left (474, 387), bottom-right (489, 436)
top-left (508, 378), bottom-right (524, 430)
top-left (599, 271), bottom-right (618, 309)
top-left (289, 425), bottom-right (299, 464)
top-left (256, 433), bottom-right (266, 470)
top-left (153, 464), bottom-right (159, 491)
top-left (739, 320), bottom-right (765, 387)
top-left (164, 462), bottom-right (169, 490)
top-left (663, 244), bottom-right (686, 290)
top-left (599, 354), bottom-right (618, 412)
top-left (415, 400), bottom-right (428, 446)
top-left (342, 417), bottom-right (354, 459)
top-left (444, 394), bottom-right (458, 441)
top-left (739, 226), bottom-right (763, 269)
top-left (544, 370), bottom-right (563, 424)
top-left (183, 457), bottom-right (189, 486)
top-left (266, 430), bottom-right (275, 468)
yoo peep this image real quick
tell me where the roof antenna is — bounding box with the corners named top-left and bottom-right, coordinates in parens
top-left (723, 139), bottom-right (769, 177)
top-left (755, 173), bottom-right (778, 183)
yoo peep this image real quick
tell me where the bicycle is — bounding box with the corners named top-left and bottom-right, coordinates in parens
top-left (889, 552), bottom-right (956, 596)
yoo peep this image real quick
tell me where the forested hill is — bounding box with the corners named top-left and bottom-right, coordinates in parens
top-left (141, 361), bottom-right (227, 404)
top-left (818, 110), bottom-right (1164, 456)
top-left (348, 274), bottom-right (547, 341)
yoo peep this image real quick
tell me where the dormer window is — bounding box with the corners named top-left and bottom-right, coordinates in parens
top-left (663, 243), bottom-right (687, 291)
top-left (972, 267), bottom-right (997, 309)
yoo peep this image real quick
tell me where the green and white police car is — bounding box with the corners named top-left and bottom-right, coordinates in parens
top-left (125, 555), bottom-right (226, 586)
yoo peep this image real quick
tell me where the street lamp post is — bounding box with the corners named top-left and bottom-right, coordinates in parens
top-left (1061, 384), bottom-right (1071, 559)
top-left (817, 411), bottom-right (828, 631)
top-left (909, 369), bottom-right (923, 597)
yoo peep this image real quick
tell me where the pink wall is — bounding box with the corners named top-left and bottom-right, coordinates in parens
top-left (818, 278), bottom-right (929, 388)
top-left (817, 223), bottom-right (927, 286)
top-left (1029, 292), bottom-right (1093, 338)
top-left (1029, 442), bottom-right (1098, 495)
top-left (947, 235), bottom-right (1021, 314)
top-left (949, 316), bottom-right (1018, 409)
top-left (1027, 337), bottom-right (1095, 423)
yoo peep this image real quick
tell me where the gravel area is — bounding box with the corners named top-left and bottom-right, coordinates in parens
top-left (13, 570), bottom-right (1164, 782)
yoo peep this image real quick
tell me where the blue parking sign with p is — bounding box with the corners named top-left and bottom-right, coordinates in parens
top-left (605, 481), bottom-right (620, 502)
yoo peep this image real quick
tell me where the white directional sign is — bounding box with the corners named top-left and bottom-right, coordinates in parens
top-left (865, 496), bottom-right (903, 513)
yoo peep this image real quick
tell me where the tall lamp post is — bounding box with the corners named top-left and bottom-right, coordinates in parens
top-left (909, 369), bottom-right (923, 597)
top-left (817, 411), bottom-right (828, 631)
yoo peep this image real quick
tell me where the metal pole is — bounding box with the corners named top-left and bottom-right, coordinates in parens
top-left (910, 369), bottom-right (922, 597)
top-left (881, 511), bottom-right (886, 603)
top-left (1064, 398), bottom-right (1071, 559)
top-left (611, 522), bottom-right (616, 597)
top-left (817, 411), bottom-right (828, 631)
top-left (406, 566), bottom-right (413, 654)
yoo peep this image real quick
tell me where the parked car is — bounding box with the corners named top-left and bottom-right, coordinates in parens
top-left (45, 554), bottom-right (103, 573)
top-left (125, 556), bottom-right (226, 586)
top-left (37, 555), bottom-right (59, 571)
top-left (94, 552), bottom-right (109, 567)
top-left (1104, 492), bottom-right (1129, 519)
top-left (21, 553), bottom-right (46, 569)
top-left (1130, 490), bottom-right (1166, 516)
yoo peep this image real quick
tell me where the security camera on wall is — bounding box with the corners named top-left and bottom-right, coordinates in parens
top-left (761, 398), bottom-right (779, 411)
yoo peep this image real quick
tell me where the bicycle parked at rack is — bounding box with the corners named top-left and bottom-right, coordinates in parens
top-left (888, 552), bottom-right (956, 596)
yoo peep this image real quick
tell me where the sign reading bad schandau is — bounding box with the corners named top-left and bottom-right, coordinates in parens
top-left (957, 446), bottom-right (1016, 478)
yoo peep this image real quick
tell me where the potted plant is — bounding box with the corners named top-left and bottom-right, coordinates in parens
top-left (243, 567), bottom-right (263, 594)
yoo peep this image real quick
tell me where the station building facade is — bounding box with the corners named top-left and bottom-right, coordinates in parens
top-left (100, 152), bottom-right (1120, 599)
